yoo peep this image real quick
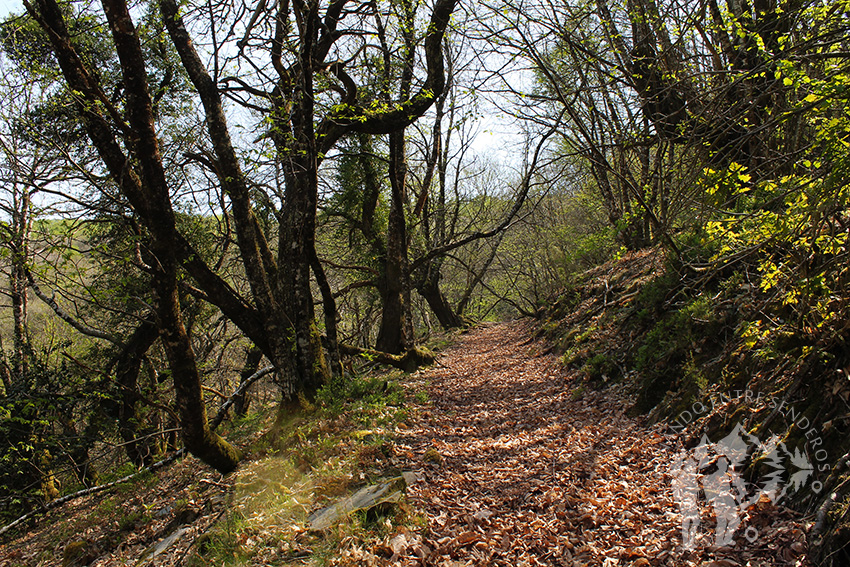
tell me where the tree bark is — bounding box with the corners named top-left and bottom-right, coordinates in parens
top-left (0, 334), bottom-right (12, 395)
top-left (111, 318), bottom-right (160, 467)
top-left (234, 347), bottom-right (262, 417)
top-left (10, 185), bottom-right (30, 380)
top-left (416, 259), bottom-right (466, 329)
top-left (311, 252), bottom-right (342, 377)
top-left (376, 131), bottom-right (413, 354)
top-left (280, 155), bottom-right (330, 399)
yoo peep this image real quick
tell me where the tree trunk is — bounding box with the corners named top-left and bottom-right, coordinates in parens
top-left (279, 133), bottom-right (330, 402)
top-left (234, 347), bottom-right (262, 417)
top-left (376, 132), bottom-right (414, 354)
top-left (373, 0), bottom-right (417, 355)
top-left (0, 334), bottom-right (12, 395)
top-left (111, 318), bottom-right (160, 467)
top-left (10, 186), bottom-right (30, 380)
top-left (150, 254), bottom-right (240, 473)
top-left (160, 0), bottom-right (314, 408)
top-left (417, 260), bottom-right (465, 329)
top-left (311, 252), bottom-right (342, 377)
top-left (373, 0), bottom-right (417, 353)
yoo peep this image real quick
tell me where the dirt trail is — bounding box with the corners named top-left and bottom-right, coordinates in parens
top-left (395, 320), bottom-right (809, 566)
top-left (0, 320), bottom-right (811, 567)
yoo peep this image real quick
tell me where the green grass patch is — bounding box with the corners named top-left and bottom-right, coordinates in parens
top-left (187, 371), bottom-right (415, 566)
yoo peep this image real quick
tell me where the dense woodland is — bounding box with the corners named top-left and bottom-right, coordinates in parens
top-left (0, 0), bottom-right (849, 562)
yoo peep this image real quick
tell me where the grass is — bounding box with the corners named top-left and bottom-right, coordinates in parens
top-left (186, 370), bottom-right (419, 567)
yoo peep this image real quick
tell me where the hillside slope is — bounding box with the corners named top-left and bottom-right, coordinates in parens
top-left (2, 248), bottom-right (848, 566)
top-left (538, 248), bottom-right (850, 565)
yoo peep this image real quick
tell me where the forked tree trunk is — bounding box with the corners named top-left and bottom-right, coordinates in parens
top-left (375, 0), bottom-right (416, 354)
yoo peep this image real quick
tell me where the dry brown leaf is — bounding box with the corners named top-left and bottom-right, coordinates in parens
top-left (386, 321), bottom-right (815, 567)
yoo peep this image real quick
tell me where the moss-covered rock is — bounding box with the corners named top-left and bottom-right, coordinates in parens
top-left (62, 540), bottom-right (96, 567)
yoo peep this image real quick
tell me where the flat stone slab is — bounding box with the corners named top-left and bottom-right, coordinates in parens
top-left (136, 526), bottom-right (188, 565)
top-left (308, 476), bottom-right (407, 531)
top-left (402, 471), bottom-right (421, 486)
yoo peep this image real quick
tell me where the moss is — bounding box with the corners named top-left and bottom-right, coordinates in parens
top-left (117, 509), bottom-right (149, 532)
top-left (62, 540), bottom-right (96, 567)
top-left (190, 431), bottom-right (242, 475)
top-left (399, 347), bottom-right (434, 372)
top-left (423, 448), bottom-right (443, 465)
top-left (582, 352), bottom-right (618, 382)
top-left (540, 320), bottom-right (561, 336)
top-left (185, 366), bottom-right (416, 566)
top-left (309, 320), bottom-right (331, 389)
top-left (562, 347), bottom-right (582, 366)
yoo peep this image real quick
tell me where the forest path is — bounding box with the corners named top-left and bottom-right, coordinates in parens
top-left (394, 320), bottom-right (808, 566)
top-left (396, 319), bottom-right (677, 565)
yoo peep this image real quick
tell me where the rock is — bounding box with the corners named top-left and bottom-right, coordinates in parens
top-left (63, 540), bottom-right (97, 567)
top-left (154, 505), bottom-right (173, 518)
top-left (402, 471), bottom-right (421, 485)
top-left (423, 448), bottom-right (443, 465)
top-left (308, 476), bottom-right (407, 531)
top-left (135, 527), bottom-right (189, 566)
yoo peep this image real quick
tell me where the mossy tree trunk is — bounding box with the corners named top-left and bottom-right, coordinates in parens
top-left (27, 0), bottom-right (240, 473)
top-left (376, 130), bottom-right (414, 354)
top-left (280, 149), bottom-right (331, 400)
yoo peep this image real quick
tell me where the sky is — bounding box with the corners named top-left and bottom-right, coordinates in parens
top-left (0, 0), bottom-right (520, 165)
top-left (0, 0), bottom-right (22, 17)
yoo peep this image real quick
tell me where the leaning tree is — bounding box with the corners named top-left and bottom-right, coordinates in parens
top-left (18, 0), bottom-right (457, 471)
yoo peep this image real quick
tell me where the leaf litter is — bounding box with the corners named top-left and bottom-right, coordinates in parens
top-left (348, 320), bottom-right (812, 566)
top-left (0, 319), bottom-right (813, 566)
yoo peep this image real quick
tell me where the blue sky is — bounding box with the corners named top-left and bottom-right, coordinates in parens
top-left (0, 0), bottom-right (22, 17)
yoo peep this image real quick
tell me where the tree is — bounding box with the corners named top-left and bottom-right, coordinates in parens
top-left (0, 56), bottom-right (82, 505)
top-left (162, 0), bottom-right (457, 387)
top-left (14, 0), bottom-right (458, 469)
top-left (19, 0), bottom-right (240, 472)
top-left (480, 0), bottom-right (848, 254)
